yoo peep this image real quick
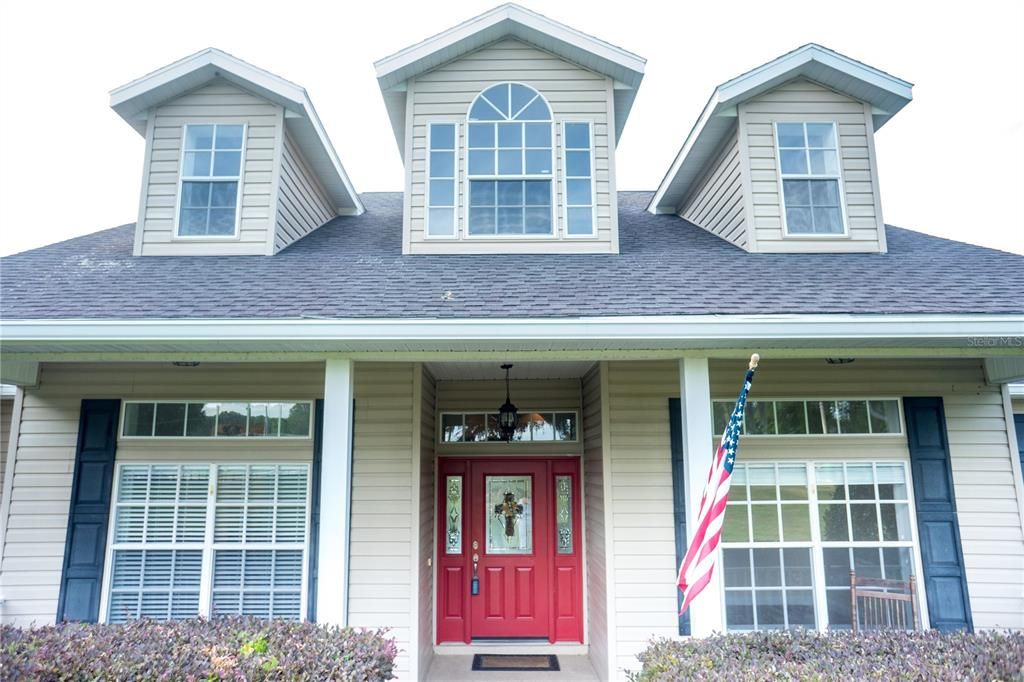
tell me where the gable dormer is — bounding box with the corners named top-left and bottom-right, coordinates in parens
top-left (650, 44), bottom-right (913, 254)
top-left (375, 4), bottom-right (645, 255)
top-left (110, 49), bottom-right (362, 256)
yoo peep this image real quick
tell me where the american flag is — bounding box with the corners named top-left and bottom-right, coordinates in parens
top-left (677, 356), bottom-right (758, 614)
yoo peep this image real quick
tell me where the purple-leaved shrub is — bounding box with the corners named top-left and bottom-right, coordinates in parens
top-left (629, 630), bottom-right (1024, 682)
top-left (0, 617), bottom-right (397, 681)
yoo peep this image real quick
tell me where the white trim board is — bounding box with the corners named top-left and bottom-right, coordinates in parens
top-left (0, 314), bottom-right (1022, 355)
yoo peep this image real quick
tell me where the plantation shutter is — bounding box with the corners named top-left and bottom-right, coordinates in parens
top-left (107, 465), bottom-right (208, 622)
top-left (903, 397), bottom-right (973, 631)
top-left (668, 398), bottom-right (691, 635)
top-left (57, 399), bottom-right (121, 622)
top-left (307, 398), bottom-right (324, 621)
top-left (210, 464), bottom-right (309, 619)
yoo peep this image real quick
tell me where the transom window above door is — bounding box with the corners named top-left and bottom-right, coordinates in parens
top-left (467, 83), bottom-right (554, 236)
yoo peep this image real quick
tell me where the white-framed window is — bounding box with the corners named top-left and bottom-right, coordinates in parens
top-left (426, 123), bottom-right (457, 237)
top-left (440, 410), bottom-right (577, 443)
top-left (176, 123), bottom-right (245, 238)
top-left (466, 83), bottom-right (554, 237)
top-left (121, 401), bottom-right (313, 439)
top-left (775, 122), bottom-right (846, 236)
top-left (712, 398), bottom-right (902, 437)
top-left (102, 462), bottom-right (310, 623)
top-left (721, 461), bottom-right (920, 632)
top-left (562, 121), bottom-right (595, 236)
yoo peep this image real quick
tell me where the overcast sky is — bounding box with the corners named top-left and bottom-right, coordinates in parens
top-left (1, 0), bottom-right (1022, 256)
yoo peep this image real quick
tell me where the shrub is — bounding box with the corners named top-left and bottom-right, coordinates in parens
top-left (0, 617), bottom-right (397, 681)
top-left (628, 630), bottom-right (1024, 682)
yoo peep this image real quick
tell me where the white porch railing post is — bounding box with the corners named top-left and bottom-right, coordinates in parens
top-left (678, 358), bottom-right (724, 636)
top-left (318, 358), bottom-right (355, 625)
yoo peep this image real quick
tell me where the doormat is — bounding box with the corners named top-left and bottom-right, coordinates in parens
top-left (471, 654), bottom-right (560, 672)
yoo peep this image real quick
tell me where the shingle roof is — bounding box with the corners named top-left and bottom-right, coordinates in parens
top-left (1, 192), bottom-right (1022, 320)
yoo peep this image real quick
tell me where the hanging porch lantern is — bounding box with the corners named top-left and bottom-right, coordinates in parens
top-left (498, 363), bottom-right (518, 442)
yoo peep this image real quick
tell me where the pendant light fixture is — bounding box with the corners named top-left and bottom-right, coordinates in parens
top-left (498, 363), bottom-right (518, 442)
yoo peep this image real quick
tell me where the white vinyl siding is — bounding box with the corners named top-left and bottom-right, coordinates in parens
top-left (406, 38), bottom-right (617, 254)
top-left (739, 79), bottom-right (885, 253)
top-left (137, 79), bottom-right (281, 256)
top-left (604, 361), bottom-right (679, 677)
top-left (583, 364), bottom-right (610, 680)
top-left (274, 129), bottom-right (335, 252)
top-left (0, 362), bottom-right (321, 626)
top-left (679, 126), bottom-right (747, 249)
top-left (348, 363), bottom-right (418, 678)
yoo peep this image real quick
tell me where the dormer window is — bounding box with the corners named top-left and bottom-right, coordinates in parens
top-left (177, 123), bottom-right (245, 238)
top-left (776, 122), bottom-right (845, 236)
top-left (466, 83), bottom-right (554, 236)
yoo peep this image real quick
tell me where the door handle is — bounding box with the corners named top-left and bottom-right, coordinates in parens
top-left (471, 552), bottom-right (480, 596)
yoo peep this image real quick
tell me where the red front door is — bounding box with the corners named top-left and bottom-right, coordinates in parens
top-left (437, 457), bottom-right (583, 643)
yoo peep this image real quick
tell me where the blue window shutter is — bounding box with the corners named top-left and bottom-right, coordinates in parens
top-left (56, 399), bottom-right (120, 622)
top-left (1014, 415), bottom-right (1024, 486)
top-left (903, 397), bottom-right (973, 631)
top-left (307, 398), bottom-right (325, 622)
top-left (668, 398), bottom-right (690, 635)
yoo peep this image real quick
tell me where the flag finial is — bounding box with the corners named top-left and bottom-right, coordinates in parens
top-left (749, 353), bottom-right (760, 370)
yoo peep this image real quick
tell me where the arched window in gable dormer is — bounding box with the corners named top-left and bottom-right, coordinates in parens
top-left (466, 83), bottom-right (554, 236)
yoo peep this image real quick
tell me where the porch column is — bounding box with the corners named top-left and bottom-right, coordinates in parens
top-left (318, 358), bottom-right (355, 625)
top-left (678, 358), bottom-right (724, 635)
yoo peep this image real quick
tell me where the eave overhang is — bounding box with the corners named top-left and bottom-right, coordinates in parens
top-left (1, 314), bottom-right (1020, 356)
top-left (648, 43), bottom-right (913, 214)
top-left (374, 3), bottom-right (645, 159)
top-left (110, 48), bottom-right (363, 214)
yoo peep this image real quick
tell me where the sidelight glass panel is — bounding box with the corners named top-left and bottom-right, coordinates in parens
top-left (486, 476), bottom-right (532, 554)
top-left (556, 475), bottom-right (572, 554)
top-left (445, 476), bottom-right (462, 554)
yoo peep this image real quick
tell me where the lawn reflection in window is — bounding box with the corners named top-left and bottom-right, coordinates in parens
top-left (712, 399), bottom-right (901, 436)
top-left (123, 401), bottom-right (312, 438)
top-left (440, 411), bottom-right (577, 443)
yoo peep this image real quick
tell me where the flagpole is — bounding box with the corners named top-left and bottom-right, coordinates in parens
top-left (677, 352), bottom-right (760, 627)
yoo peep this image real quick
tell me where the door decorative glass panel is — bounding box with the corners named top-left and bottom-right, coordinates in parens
top-left (486, 476), bottom-right (532, 554)
top-left (556, 475), bottom-right (572, 553)
top-left (446, 475), bottom-right (462, 554)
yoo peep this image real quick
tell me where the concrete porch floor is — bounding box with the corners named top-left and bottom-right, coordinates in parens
top-left (425, 654), bottom-right (599, 681)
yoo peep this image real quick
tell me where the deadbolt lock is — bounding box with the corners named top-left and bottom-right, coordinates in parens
top-left (472, 540), bottom-right (479, 550)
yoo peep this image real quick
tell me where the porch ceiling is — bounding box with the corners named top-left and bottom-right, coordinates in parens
top-left (425, 360), bottom-right (596, 380)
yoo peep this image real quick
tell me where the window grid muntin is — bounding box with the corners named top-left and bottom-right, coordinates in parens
top-left (426, 122), bottom-right (458, 238)
top-left (121, 401), bottom-right (314, 439)
top-left (466, 83), bottom-right (554, 237)
top-left (103, 462), bottom-right (310, 624)
top-left (720, 460), bottom-right (918, 633)
top-left (562, 121), bottom-right (596, 237)
top-left (774, 121), bottom-right (846, 236)
top-left (439, 410), bottom-right (579, 443)
top-left (176, 123), bottom-right (245, 238)
top-left (712, 398), bottom-right (903, 437)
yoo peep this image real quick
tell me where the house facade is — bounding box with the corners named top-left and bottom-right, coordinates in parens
top-left (1, 4), bottom-right (1023, 681)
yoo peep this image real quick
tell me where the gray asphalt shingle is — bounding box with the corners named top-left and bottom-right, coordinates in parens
top-left (1, 192), bottom-right (1021, 320)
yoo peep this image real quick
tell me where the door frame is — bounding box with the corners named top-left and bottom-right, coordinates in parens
top-left (435, 456), bottom-right (584, 644)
